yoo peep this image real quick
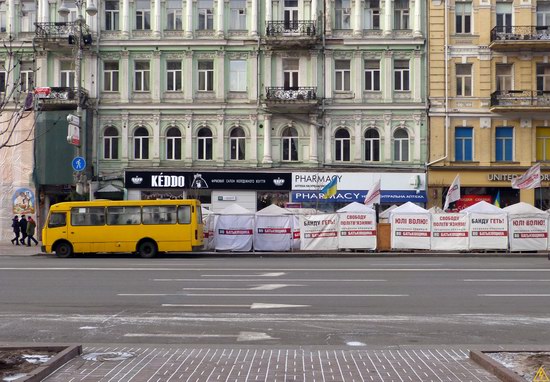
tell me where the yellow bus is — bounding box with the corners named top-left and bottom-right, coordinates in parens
top-left (41, 199), bottom-right (203, 258)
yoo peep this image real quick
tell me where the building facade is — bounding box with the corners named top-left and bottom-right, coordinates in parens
top-left (428, 0), bottom-right (550, 210)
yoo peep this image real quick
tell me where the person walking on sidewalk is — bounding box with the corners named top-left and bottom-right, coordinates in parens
top-left (26, 216), bottom-right (38, 246)
top-left (18, 215), bottom-right (28, 245)
top-left (10, 216), bottom-right (20, 245)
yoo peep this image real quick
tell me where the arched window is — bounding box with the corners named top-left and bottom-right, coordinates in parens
top-left (230, 127), bottom-right (246, 160)
top-left (197, 127), bottom-right (213, 160)
top-left (393, 128), bottom-right (409, 161)
top-left (364, 129), bottom-right (380, 162)
top-left (103, 126), bottom-right (119, 160)
top-left (335, 128), bottom-right (350, 162)
top-left (282, 127), bottom-right (298, 161)
top-left (134, 126), bottom-right (149, 160)
top-left (166, 127), bottom-right (182, 160)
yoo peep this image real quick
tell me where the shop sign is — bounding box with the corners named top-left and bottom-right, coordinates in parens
top-left (291, 190), bottom-right (427, 203)
top-left (125, 171), bottom-right (291, 190)
top-left (488, 173), bottom-right (550, 181)
top-left (292, 172), bottom-right (426, 191)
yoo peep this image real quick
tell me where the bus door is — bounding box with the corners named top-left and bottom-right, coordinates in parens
top-left (69, 207), bottom-right (106, 253)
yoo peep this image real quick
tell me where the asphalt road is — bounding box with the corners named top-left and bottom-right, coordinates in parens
top-left (1, 255), bottom-right (550, 346)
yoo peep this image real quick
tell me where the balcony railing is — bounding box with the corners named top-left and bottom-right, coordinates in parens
top-left (35, 86), bottom-right (89, 107)
top-left (265, 87), bottom-right (317, 102)
top-left (490, 90), bottom-right (550, 109)
top-left (490, 25), bottom-right (550, 43)
top-left (266, 21), bottom-right (316, 37)
top-left (34, 21), bottom-right (92, 41)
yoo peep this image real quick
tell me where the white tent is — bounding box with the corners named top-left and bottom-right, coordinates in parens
top-left (503, 202), bottom-right (548, 251)
top-left (254, 204), bottom-right (293, 251)
top-left (379, 205), bottom-right (398, 223)
top-left (462, 201), bottom-right (508, 250)
top-left (430, 212), bottom-right (469, 251)
top-left (337, 202), bottom-right (377, 250)
top-left (214, 204), bottom-right (254, 251)
top-left (390, 202), bottom-right (431, 250)
top-left (286, 208), bottom-right (319, 250)
top-left (201, 207), bottom-right (215, 250)
top-left (300, 213), bottom-right (339, 251)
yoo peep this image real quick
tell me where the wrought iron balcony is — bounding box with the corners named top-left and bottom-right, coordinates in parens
top-left (265, 87), bottom-right (317, 102)
top-left (35, 86), bottom-right (89, 110)
top-left (34, 21), bottom-right (93, 43)
top-left (266, 20), bottom-right (317, 37)
top-left (490, 90), bottom-right (550, 111)
top-left (490, 26), bottom-right (550, 50)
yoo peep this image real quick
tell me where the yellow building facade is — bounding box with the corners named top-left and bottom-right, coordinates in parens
top-left (428, 0), bottom-right (550, 209)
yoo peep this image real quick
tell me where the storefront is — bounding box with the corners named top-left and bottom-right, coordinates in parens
top-left (428, 168), bottom-right (549, 211)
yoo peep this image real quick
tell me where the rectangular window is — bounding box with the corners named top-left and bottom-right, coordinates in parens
top-left (0, 2), bottom-right (7, 33)
top-left (495, 127), bottom-right (513, 161)
top-left (20, 62), bottom-right (34, 92)
top-left (20, 0), bottom-right (36, 32)
top-left (230, 0), bottom-right (247, 29)
top-left (70, 207), bottom-right (106, 226)
top-left (335, 0), bottom-right (351, 29)
top-left (198, 60), bottom-right (214, 91)
top-left (198, 0), bottom-right (214, 30)
top-left (142, 206), bottom-right (177, 225)
top-left (229, 60), bottom-right (247, 91)
top-left (166, 61), bottom-right (182, 91)
top-left (134, 61), bottom-right (150, 92)
top-left (177, 205), bottom-right (192, 224)
top-left (136, 0), bottom-right (151, 30)
top-left (394, 0), bottom-right (410, 29)
top-left (394, 60), bottom-right (410, 91)
top-left (537, 64), bottom-right (550, 91)
top-left (496, 64), bottom-right (513, 92)
top-left (364, 0), bottom-right (380, 29)
top-left (335, 60), bottom-right (351, 91)
top-left (60, 61), bottom-right (75, 88)
top-left (107, 206), bottom-right (142, 225)
top-left (105, 0), bottom-right (120, 30)
top-left (104, 61), bottom-right (119, 92)
top-left (455, 2), bottom-right (472, 34)
top-left (166, 0), bottom-right (183, 30)
top-left (537, 2), bottom-right (550, 26)
top-left (455, 127), bottom-right (473, 161)
top-left (536, 127), bottom-right (550, 161)
top-left (364, 60), bottom-right (380, 91)
top-left (496, 2), bottom-right (512, 33)
top-left (456, 63), bottom-right (472, 96)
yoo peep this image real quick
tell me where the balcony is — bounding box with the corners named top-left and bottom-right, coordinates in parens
top-left (34, 21), bottom-right (93, 49)
top-left (264, 86), bottom-right (318, 112)
top-left (490, 26), bottom-right (550, 51)
top-left (34, 87), bottom-right (89, 111)
top-left (264, 20), bottom-right (319, 48)
top-left (490, 90), bottom-right (550, 112)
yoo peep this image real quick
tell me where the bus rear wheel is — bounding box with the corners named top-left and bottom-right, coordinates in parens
top-left (138, 241), bottom-right (158, 258)
top-left (55, 242), bottom-right (73, 258)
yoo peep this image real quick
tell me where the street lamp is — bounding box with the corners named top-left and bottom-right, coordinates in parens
top-left (58, 0), bottom-right (97, 196)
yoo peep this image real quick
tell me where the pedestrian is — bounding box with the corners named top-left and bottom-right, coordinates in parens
top-left (26, 216), bottom-right (38, 246)
top-left (19, 215), bottom-right (28, 245)
top-left (10, 216), bottom-right (20, 245)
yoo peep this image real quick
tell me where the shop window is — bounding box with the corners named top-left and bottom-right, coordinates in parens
top-left (455, 127), bottom-right (473, 161)
top-left (495, 127), bottom-right (513, 161)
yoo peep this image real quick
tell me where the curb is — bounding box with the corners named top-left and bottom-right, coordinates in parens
top-left (470, 350), bottom-right (525, 382)
top-left (0, 344), bottom-right (82, 382)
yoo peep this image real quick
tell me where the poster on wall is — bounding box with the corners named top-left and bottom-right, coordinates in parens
top-left (391, 213), bottom-right (431, 250)
top-left (300, 214), bottom-right (338, 251)
top-left (12, 188), bottom-right (35, 215)
top-left (468, 213), bottom-right (508, 250)
top-left (337, 212), bottom-right (377, 250)
top-left (431, 213), bottom-right (469, 251)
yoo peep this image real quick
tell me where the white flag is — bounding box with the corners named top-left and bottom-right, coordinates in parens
top-left (511, 163), bottom-right (541, 189)
top-left (364, 178), bottom-right (381, 206)
top-left (443, 174), bottom-right (460, 211)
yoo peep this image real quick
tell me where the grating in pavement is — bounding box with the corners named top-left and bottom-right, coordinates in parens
top-left (43, 346), bottom-right (501, 382)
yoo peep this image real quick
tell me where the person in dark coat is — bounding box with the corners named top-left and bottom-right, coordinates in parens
top-left (19, 215), bottom-right (28, 245)
top-left (26, 216), bottom-right (38, 246)
top-left (11, 216), bottom-right (20, 245)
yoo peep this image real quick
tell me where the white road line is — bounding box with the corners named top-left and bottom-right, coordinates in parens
top-left (161, 303), bottom-right (310, 309)
top-left (153, 279), bottom-right (387, 282)
top-left (3, 267), bottom-right (550, 272)
top-left (465, 279), bottom-right (550, 282)
top-left (118, 293), bottom-right (409, 297)
top-left (478, 294), bottom-right (550, 297)
top-left (162, 304), bottom-right (251, 308)
top-left (201, 272), bottom-right (286, 277)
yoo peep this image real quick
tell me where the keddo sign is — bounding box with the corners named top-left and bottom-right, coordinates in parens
top-left (125, 171), bottom-right (186, 189)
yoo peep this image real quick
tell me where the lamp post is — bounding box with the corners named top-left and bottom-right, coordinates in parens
top-left (58, 0), bottom-right (97, 196)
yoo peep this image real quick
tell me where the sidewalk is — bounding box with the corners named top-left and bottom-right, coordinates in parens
top-left (0, 242), bottom-right (42, 256)
top-left (42, 344), bottom-right (503, 382)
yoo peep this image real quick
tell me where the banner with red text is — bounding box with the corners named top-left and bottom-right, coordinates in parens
top-left (431, 213), bottom-right (469, 251)
top-left (253, 215), bottom-right (293, 251)
top-left (508, 215), bottom-right (548, 251)
top-left (391, 213), bottom-right (431, 250)
top-left (337, 211), bottom-right (377, 250)
top-left (300, 214), bottom-right (339, 251)
top-left (468, 213), bottom-right (508, 250)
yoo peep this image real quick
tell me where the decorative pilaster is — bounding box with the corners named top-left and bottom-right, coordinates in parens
top-left (184, 114), bottom-right (193, 162)
top-left (217, 0), bottom-right (225, 37)
top-left (153, 0), bottom-right (162, 37)
top-left (383, 50), bottom-right (393, 103)
top-left (383, 0), bottom-right (392, 36)
top-left (266, 0), bottom-right (272, 22)
top-left (186, 0), bottom-right (194, 37)
top-left (121, 113), bottom-right (130, 165)
top-left (7, 0), bottom-right (16, 36)
top-left (324, 50), bottom-right (333, 98)
top-left (216, 50), bottom-right (225, 101)
top-left (251, 0), bottom-right (258, 36)
top-left (264, 50), bottom-right (273, 89)
top-left (383, 113), bottom-right (392, 161)
top-left (413, 114), bottom-right (421, 161)
top-left (353, 0), bottom-right (362, 36)
top-left (152, 113), bottom-right (161, 165)
top-left (184, 51), bottom-right (194, 101)
top-left (122, 0), bottom-right (130, 38)
top-left (152, 50), bottom-right (162, 102)
top-left (216, 115), bottom-right (225, 164)
top-left (354, 51), bottom-right (362, 101)
top-left (311, 0), bottom-right (318, 23)
top-left (354, 114), bottom-right (362, 161)
top-left (324, 117), bottom-right (332, 164)
top-left (309, 114), bottom-right (319, 163)
top-left (250, 50), bottom-right (258, 101)
top-left (250, 114), bottom-right (258, 163)
top-left (262, 114), bottom-right (273, 164)
top-left (413, 50), bottom-right (422, 102)
top-left (120, 50), bottom-right (130, 103)
top-left (325, 0), bottom-right (332, 36)
top-left (413, 0), bottom-right (422, 37)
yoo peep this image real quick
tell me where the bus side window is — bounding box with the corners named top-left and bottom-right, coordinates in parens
top-left (177, 206), bottom-right (191, 224)
top-left (48, 213), bottom-right (66, 228)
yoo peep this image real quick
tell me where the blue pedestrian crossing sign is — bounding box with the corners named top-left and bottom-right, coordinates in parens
top-left (72, 156), bottom-right (86, 172)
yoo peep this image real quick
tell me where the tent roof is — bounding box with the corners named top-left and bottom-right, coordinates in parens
top-left (462, 200), bottom-right (504, 213)
top-left (391, 202), bottom-right (428, 214)
top-left (503, 202), bottom-right (546, 214)
top-left (218, 203), bottom-right (254, 215)
top-left (379, 205), bottom-right (398, 218)
top-left (256, 204), bottom-right (292, 215)
top-left (337, 202), bottom-right (375, 213)
top-left (201, 206), bottom-right (213, 215)
top-left (428, 206), bottom-right (445, 214)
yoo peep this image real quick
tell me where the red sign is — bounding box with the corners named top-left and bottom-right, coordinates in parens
top-left (454, 195), bottom-right (492, 211)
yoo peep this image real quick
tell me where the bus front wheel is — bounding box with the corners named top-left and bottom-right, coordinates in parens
top-left (138, 241), bottom-right (158, 258)
top-left (55, 242), bottom-right (73, 258)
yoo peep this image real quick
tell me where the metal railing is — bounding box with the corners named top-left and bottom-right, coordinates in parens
top-left (490, 25), bottom-right (550, 42)
top-left (266, 21), bottom-right (317, 37)
top-left (490, 90), bottom-right (550, 108)
top-left (265, 87), bottom-right (317, 101)
top-left (34, 21), bottom-right (92, 40)
top-left (35, 87), bottom-right (89, 106)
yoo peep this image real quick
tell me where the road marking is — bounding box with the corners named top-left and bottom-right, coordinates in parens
top-left (179, 284), bottom-right (303, 291)
top-left (201, 272), bottom-right (286, 277)
top-left (3, 267), bottom-right (550, 272)
top-left (250, 303), bottom-right (310, 309)
top-left (478, 294), bottom-right (550, 297)
top-left (119, 293), bottom-right (408, 297)
top-left (161, 303), bottom-right (310, 309)
top-left (465, 279), bottom-right (550, 282)
top-left (124, 331), bottom-right (275, 341)
top-left (153, 279), bottom-right (387, 282)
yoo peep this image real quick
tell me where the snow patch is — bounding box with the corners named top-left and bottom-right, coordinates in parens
top-left (82, 352), bottom-right (135, 362)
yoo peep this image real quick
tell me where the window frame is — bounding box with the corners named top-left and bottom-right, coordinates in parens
top-left (394, 60), bottom-right (410, 91)
top-left (455, 2), bottom-right (472, 34)
top-left (105, 0), bottom-right (120, 31)
top-left (229, 60), bottom-right (247, 92)
top-left (393, 128), bottom-right (410, 162)
top-left (334, 60), bottom-right (351, 92)
top-left (364, 0), bottom-right (380, 30)
top-left (394, 0), bottom-right (410, 30)
top-left (495, 127), bottom-right (514, 162)
top-left (197, 0), bottom-right (214, 30)
top-left (166, 60), bottom-right (183, 92)
top-left (134, 61), bottom-right (151, 92)
top-left (282, 127), bottom-right (299, 161)
top-left (103, 61), bottom-right (120, 92)
top-left (135, 0), bottom-right (151, 30)
top-left (335, 0), bottom-right (351, 29)
top-left (198, 60), bottom-right (214, 91)
top-left (229, 0), bottom-right (247, 30)
top-left (229, 127), bottom-right (246, 161)
top-left (455, 127), bottom-right (473, 161)
top-left (165, 127), bottom-right (182, 160)
top-left (133, 126), bottom-right (150, 160)
top-left (364, 129), bottom-right (381, 162)
top-left (364, 60), bottom-right (381, 91)
top-left (166, 0), bottom-right (183, 30)
top-left (197, 127), bottom-right (213, 160)
top-left (456, 63), bottom-right (473, 97)
top-left (335, 128), bottom-right (351, 162)
top-left (103, 126), bottom-right (120, 160)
